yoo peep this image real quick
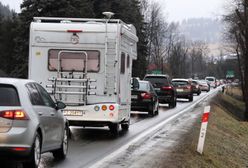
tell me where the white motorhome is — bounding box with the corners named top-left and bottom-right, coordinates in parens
top-left (28, 16), bottom-right (138, 135)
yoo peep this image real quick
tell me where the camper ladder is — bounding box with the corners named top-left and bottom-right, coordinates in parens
top-left (105, 38), bottom-right (117, 95)
top-left (47, 51), bottom-right (96, 106)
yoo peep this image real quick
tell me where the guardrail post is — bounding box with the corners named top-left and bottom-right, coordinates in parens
top-left (197, 106), bottom-right (211, 154)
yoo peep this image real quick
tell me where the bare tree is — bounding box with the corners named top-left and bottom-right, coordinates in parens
top-left (223, 0), bottom-right (248, 121)
top-left (146, 2), bottom-right (168, 72)
top-left (189, 41), bottom-right (209, 78)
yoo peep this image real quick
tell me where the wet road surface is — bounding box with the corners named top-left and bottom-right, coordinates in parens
top-left (2, 89), bottom-right (218, 168)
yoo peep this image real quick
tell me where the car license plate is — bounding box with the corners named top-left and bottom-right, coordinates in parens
top-left (154, 88), bottom-right (160, 91)
top-left (131, 95), bottom-right (138, 99)
top-left (63, 110), bottom-right (85, 116)
top-left (176, 89), bottom-right (183, 92)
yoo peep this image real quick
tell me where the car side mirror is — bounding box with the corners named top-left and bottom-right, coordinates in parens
top-left (56, 101), bottom-right (66, 110)
top-left (131, 78), bottom-right (139, 90)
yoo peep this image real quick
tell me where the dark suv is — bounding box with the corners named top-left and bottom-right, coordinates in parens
top-left (143, 74), bottom-right (177, 108)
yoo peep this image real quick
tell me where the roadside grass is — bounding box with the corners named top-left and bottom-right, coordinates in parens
top-left (217, 93), bottom-right (245, 120)
top-left (225, 85), bottom-right (243, 101)
top-left (163, 94), bottom-right (248, 168)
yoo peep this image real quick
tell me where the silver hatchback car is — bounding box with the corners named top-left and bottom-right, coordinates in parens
top-left (0, 78), bottom-right (69, 168)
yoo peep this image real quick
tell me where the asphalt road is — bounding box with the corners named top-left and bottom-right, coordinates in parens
top-left (3, 88), bottom-right (219, 168)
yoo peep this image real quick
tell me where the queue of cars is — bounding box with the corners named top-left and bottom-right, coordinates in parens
top-left (0, 75), bottom-right (217, 167)
top-left (131, 74), bottom-right (217, 116)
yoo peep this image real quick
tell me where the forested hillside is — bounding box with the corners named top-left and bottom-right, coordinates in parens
top-left (0, 2), bottom-right (13, 18)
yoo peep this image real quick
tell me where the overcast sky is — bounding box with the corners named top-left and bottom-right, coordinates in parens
top-left (1, 0), bottom-right (227, 21)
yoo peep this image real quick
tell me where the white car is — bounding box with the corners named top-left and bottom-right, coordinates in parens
top-left (205, 76), bottom-right (216, 88)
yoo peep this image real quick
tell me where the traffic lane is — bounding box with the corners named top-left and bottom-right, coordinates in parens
top-left (20, 91), bottom-right (211, 168)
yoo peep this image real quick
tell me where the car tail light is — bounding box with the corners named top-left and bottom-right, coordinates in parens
top-left (141, 92), bottom-right (152, 99)
top-left (109, 105), bottom-right (115, 111)
top-left (0, 110), bottom-right (29, 120)
top-left (183, 85), bottom-right (192, 90)
top-left (161, 86), bottom-right (173, 90)
top-left (67, 30), bottom-right (83, 33)
top-left (12, 147), bottom-right (28, 151)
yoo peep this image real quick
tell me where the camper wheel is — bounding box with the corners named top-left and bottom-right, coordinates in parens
top-left (121, 120), bottom-right (130, 131)
top-left (109, 123), bottom-right (120, 136)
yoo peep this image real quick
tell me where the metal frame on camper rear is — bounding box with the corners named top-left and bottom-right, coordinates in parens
top-left (28, 17), bottom-right (138, 133)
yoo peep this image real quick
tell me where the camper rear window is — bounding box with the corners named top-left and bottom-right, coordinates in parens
top-left (48, 50), bottom-right (100, 72)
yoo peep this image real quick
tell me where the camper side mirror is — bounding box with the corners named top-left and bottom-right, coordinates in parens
top-left (131, 78), bottom-right (139, 90)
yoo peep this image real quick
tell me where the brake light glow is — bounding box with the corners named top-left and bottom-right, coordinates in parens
top-left (12, 147), bottom-right (28, 151)
top-left (0, 110), bottom-right (29, 120)
top-left (141, 93), bottom-right (152, 99)
top-left (109, 105), bottom-right (115, 111)
top-left (183, 85), bottom-right (191, 90)
top-left (162, 86), bottom-right (173, 90)
top-left (67, 30), bottom-right (83, 33)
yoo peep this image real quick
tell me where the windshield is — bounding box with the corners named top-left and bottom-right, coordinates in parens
top-left (144, 76), bottom-right (169, 87)
top-left (138, 82), bottom-right (149, 91)
top-left (172, 81), bottom-right (189, 86)
top-left (205, 77), bottom-right (215, 82)
top-left (0, 84), bottom-right (20, 106)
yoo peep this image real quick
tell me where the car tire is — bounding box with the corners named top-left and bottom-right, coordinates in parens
top-left (148, 104), bottom-right (155, 116)
top-left (155, 101), bottom-right (159, 115)
top-left (52, 126), bottom-right (69, 160)
top-left (109, 123), bottom-right (120, 136)
top-left (169, 97), bottom-right (176, 108)
top-left (174, 99), bottom-right (177, 107)
top-left (169, 101), bottom-right (174, 108)
top-left (189, 95), bottom-right (193, 102)
top-left (23, 133), bottom-right (41, 168)
top-left (121, 120), bottom-right (130, 131)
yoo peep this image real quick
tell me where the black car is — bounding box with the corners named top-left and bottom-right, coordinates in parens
top-left (131, 80), bottom-right (159, 116)
top-left (143, 74), bottom-right (177, 108)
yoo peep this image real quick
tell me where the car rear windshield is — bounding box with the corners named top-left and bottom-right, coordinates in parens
top-left (0, 84), bottom-right (20, 106)
top-left (172, 81), bottom-right (189, 86)
top-left (144, 76), bottom-right (169, 87)
top-left (206, 77), bottom-right (214, 81)
top-left (138, 82), bottom-right (149, 91)
top-left (192, 81), bottom-right (198, 84)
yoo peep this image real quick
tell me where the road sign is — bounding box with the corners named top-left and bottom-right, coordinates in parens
top-left (151, 70), bottom-right (162, 74)
top-left (226, 70), bottom-right (234, 78)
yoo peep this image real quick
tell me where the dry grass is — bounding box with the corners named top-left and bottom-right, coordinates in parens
top-left (161, 97), bottom-right (248, 168)
top-left (225, 85), bottom-right (243, 101)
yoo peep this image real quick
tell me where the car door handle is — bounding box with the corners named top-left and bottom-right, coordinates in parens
top-left (50, 112), bottom-right (55, 116)
top-left (38, 112), bottom-right (43, 116)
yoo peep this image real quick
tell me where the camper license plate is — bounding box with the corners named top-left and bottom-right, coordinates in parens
top-left (63, 110), bottom-right (85, 116)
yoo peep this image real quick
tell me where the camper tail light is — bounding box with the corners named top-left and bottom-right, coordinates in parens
top-left (109, 105), bottom-right (115, 111)
top-left (94, 105), bottom-right (100, 112)
top-left (102, 105), bottom-right (107, 111)
top-left (67, 30), bottom-right (83, 33)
